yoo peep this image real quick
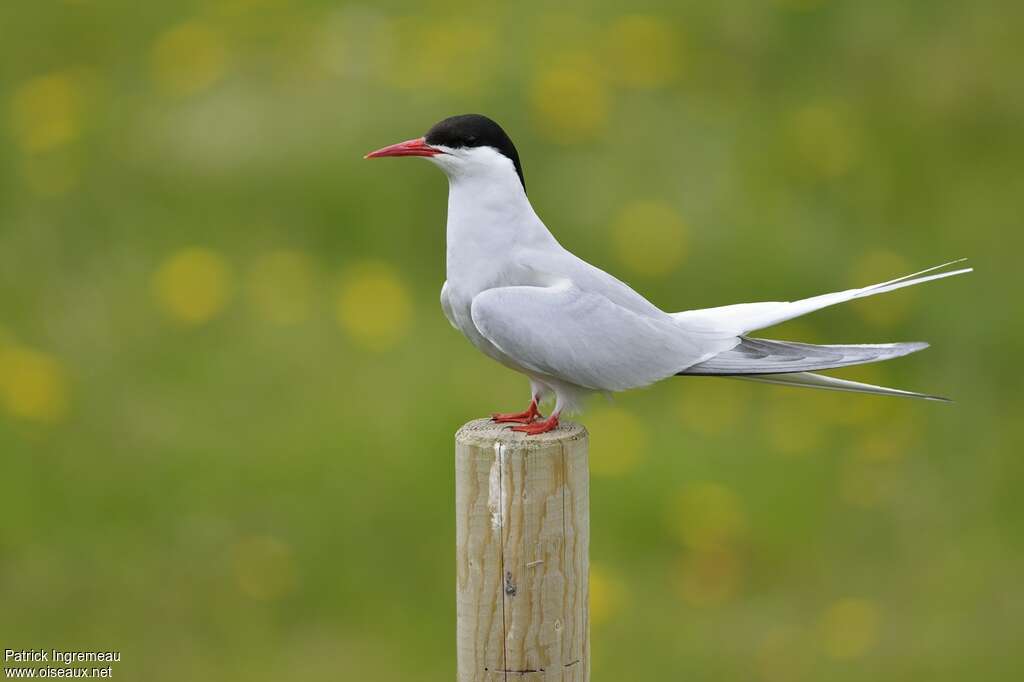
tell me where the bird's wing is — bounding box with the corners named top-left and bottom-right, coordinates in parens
top-left (469, 281), bottom-right (734, 391)
top-left (439, 280), bottom-right (459, 330)
top-left (681, 337), bottom-right (928, 374)
top-left (672, 259), bottom-right (971, 335)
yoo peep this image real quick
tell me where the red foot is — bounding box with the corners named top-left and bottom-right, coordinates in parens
top-left (510, 414), bottom-right (560, 435)
top-left (492, 399), bottom-right (541, 424)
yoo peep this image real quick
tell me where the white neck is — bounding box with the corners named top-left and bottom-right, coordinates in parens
top-left (442, 160), bottom-right (557, 281)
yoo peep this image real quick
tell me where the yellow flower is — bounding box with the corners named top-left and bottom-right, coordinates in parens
top-left (588, 563), bottom-right (625, 626)
top-left (672, 546), bottom-right (742, 606)
top-left (9, 71), bottom-right (82, 153)
top-left (151, 22), bottom-right (228, 96)
top-left (388, 18), bottom-right (494, 94)
top-left (787, 101), bottom-right (859, 178)
top-left (668, 482), bottom-right (747, 551)
top-left (530, 53), bottom-right (608, 143)
top-left (604, 15), bottom-right (681, 89)
top-left (152, 248), bottom-right (233, 325)
top-left (336, 261), bottom-right (412, 350)
top-left (585, 406), bottom-right (648, 476)
top-left (820, 598), bottom-right (881, 659)
top-left (0, 345), bottom-right (70, 422)
top-left (610, 200), bottom-right (688, 276)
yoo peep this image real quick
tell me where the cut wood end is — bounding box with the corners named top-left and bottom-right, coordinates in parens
top-left (455, 417), bottom-right (588, 447)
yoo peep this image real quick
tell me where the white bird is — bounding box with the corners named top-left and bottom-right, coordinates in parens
top-left (366, 114), bottom-right (971, 435)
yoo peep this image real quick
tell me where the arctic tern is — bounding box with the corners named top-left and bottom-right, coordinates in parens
top-left (366, 114), bottom-right (970, 435)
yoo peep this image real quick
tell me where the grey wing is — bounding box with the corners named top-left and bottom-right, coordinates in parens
top-left (681, 337), bottom-right (928, 375)
top-left (470, 282), bottom-right (734, 391)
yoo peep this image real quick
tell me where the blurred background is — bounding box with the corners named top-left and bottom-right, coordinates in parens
top-left (1, 1), bottom-right (1021, 680)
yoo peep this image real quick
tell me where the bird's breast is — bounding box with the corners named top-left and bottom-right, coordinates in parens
top-left (440, 280), bottom-right (522, 370)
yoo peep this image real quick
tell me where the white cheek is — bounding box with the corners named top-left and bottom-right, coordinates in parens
top-left (427, 155), bottom-right (462, 176)
top-left (431, 148), bottom-right (480, 176)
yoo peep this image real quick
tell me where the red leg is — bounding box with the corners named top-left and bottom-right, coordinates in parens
top-left (510, 412), bottom-right (560, 435)
top-left (492, 398), bottom-right (541, 424)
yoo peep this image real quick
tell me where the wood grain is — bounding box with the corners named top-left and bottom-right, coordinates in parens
top-left (455, 418), bottom-right (590, 682)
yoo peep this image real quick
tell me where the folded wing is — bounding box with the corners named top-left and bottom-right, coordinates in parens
top-left (470, 281), bottom-right (734, 391)
top-left (682, 338), bottom-right (928, 375)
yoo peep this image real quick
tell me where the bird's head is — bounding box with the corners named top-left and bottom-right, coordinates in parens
top-left (365, 114), bottom-right (525, 191)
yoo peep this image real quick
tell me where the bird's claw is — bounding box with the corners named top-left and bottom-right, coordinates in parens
top-left (491, 401), bottom-right (541, 424)
top-left (492, 412), bottom-right (539, 424)
top-left (509, 415), bottom-right (560, 435)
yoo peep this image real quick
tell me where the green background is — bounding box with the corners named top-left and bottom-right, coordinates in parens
top-left (1, 1), bottom-right (1020, 680)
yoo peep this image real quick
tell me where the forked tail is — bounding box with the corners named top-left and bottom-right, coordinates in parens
top-left (673, 259), bottom-right (971, 401)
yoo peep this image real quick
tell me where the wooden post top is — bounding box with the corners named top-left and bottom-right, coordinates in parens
top-left (455, 418), bottom-right (588, 448)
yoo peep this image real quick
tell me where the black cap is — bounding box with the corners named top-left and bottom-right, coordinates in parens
top-left (425, 114), bottom-right (525, 190)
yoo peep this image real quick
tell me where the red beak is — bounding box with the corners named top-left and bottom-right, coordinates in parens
top-left (364, 137), bottom-right (443, 159)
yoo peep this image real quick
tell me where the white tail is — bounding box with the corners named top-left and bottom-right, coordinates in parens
top-left (674, 259), bottom-right (972, 336)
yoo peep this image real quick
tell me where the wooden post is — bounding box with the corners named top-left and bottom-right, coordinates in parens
top-left (455, 418), bottom-right (590, 681)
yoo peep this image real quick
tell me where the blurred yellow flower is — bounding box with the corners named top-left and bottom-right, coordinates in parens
top-left (336, 261), bottom-right (411, 350)
top-left (151, 22), bottom-right (229, 96)
top-left (588, 563), bottom-right (624, 626)
top-left (530, 53), bottom-right (608, 143)
top-left (604, 15), bottom-right (681, 89)
top-left (820, 597), bottom-right (880, 659)
top-left (672, 546), bottom-right (742, 606)
top-left (848, 250), bottom-right (913, 327)
top-left (787, 101), bottom-right (859, 179)
top-left (611, 200), bottom-right (688, 276)
top-left (231, 535), bottom-right (298, 601)
top-left (389, 18), bottom-right (494, 93)
top-left (248, 250), bottom-right (315, 325)
top-left (152, 248), bottom-right (233, 325)
top-left (9, 71), bottom-right (82, 153)
top-left (0, 345), bottom-right (70, 423)
top-left (668, 482), bottom-right (747, 551)
top-left (585, 406), bottom-right (648, 476)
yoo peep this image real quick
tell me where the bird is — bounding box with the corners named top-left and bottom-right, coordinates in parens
top-left (365, 114), bottom-right (971, 435)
